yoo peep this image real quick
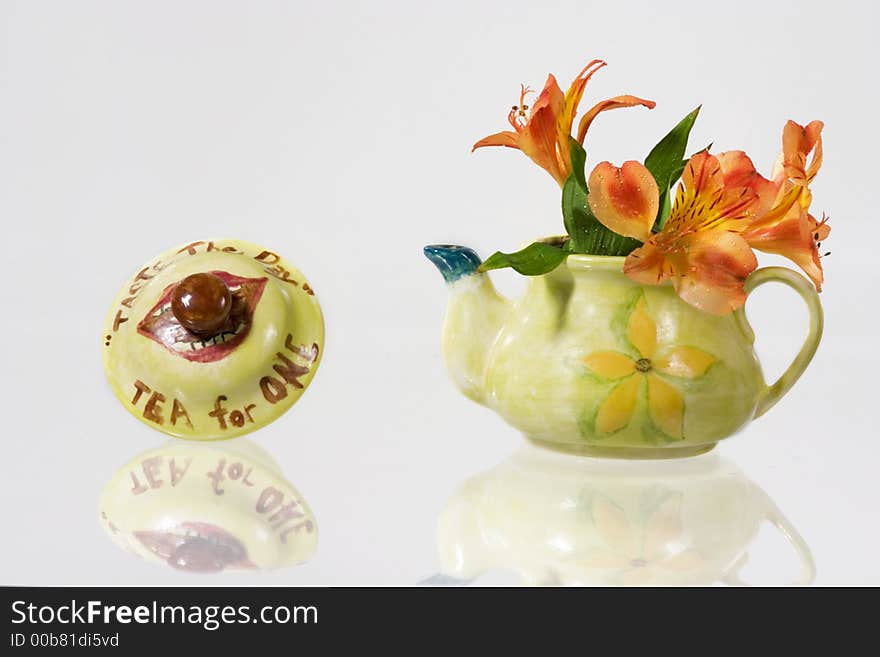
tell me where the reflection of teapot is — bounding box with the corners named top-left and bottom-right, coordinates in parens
top-left (99, 440), bottom-right (317, 573)
top-left (424, 246), bottom-right (822, 457)
top-left (436, 445), bottom-right (814, 585)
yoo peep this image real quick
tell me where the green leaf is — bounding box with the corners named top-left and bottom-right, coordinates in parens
top-left (478, 242), bottom-right (568, 276)
top-left (655, 160), bottom-right (686, 228)
top-left (561, 138), bottom-right (642, 256)
top-left (644, 106), bottom-right (700, 230)
top-left (561, 166), bottom-right (591, 251)
top-left (561, 139), bottom-right (592, 252)
top-left (645, 106), bottom-right (701, 183)
top-left (656, 182), bottom-right (673, 229)
top-left (568, 136), bottom-right (588, 188)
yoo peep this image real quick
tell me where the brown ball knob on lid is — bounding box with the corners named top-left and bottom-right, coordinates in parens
top-left (171, 272), bottom-right (232, 336)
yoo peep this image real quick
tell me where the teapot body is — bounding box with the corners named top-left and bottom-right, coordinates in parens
top-left (478, 256), bottom-right (765, 456)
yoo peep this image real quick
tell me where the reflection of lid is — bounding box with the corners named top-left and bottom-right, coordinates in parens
top-left (99, 441), bottom-right (318, 572)
top-left (102, 239), bottom-right (323, 440)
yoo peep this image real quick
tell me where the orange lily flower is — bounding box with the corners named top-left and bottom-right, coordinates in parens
top-left (739, 120), bottom-right (829, 289)
top-left (712, 121), bottom-right (828, 289)
top-left (588, 118), bottom-right (829, 312)
top-left (473, 60), bottom-right (655, 185)
top-left (589, 151), bottom-right (761, 314)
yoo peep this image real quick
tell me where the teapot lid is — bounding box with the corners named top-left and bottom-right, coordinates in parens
top-left (102, 238), bottom-right (323, 440)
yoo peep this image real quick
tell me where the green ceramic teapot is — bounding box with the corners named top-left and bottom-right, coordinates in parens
top-left (425, 243), bottom-right (823, 458)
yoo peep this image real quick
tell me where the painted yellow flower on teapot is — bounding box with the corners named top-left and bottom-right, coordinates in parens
top-left (582, 295), bottom-right (715, 440)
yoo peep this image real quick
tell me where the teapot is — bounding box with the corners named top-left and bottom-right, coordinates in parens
top-left (424, 242), bottom-right (823, 458)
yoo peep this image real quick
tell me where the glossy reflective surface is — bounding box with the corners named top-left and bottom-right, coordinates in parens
top-left (435, 445), bottom-right (813, 585)
top-left (99, 440), bottom-right (317, 573)
top-left (6, 420), bottom-right (880, 585)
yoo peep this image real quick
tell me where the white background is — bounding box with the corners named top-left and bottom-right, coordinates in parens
top-left (1, 0), bottom-right (877, 585)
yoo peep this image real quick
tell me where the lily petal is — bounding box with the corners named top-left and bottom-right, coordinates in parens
top-left (654, 347), bottom-right (715, 379)
top-left (623, 237), bottom-right (675, 286)
top-left (744, 204), bottom-right (827, 290)
top-left (576, 95), bottom-right (656, 144)
top-left (783, 120), bottom-right (824, 185)
top-left (560, 60), bottom-right (606, 138)
top-left (812, 212), bottom-right (831, 241)
top-left (717, 150), bottom-right (781, 216)
top-left (595, 375), bottom-right (641, 435)
top-left (668, 151), bottom-right (759, 234)
top-left (627, 296), bottom-right (657, 359)
top-left (647, 374), bottom-right (684, 439)
top-left (588, 161), bottom-right (659, 241)
top-left (583, 351), bottom-right (636, 380)
top-left (674, 230), bottom-right (758, 315)
top-left (471, 130), bottom-right (520, 151)
top-left (517, 74), bottom-right (568, 184)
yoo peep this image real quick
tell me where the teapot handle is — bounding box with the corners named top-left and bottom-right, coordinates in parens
top-left (742, 267), bottom-right (824, 419)
top-left (720, 490), bottom-right (816, 587)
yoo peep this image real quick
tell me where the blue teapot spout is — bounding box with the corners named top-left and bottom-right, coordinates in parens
top-left (423, 245), bottom-right (483, 284)
top-left (423, 244), bottom-right (510, 405)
